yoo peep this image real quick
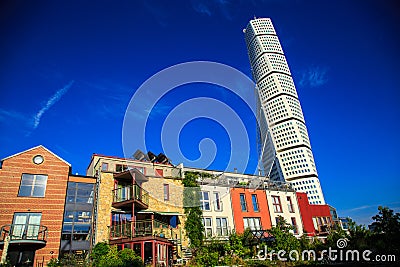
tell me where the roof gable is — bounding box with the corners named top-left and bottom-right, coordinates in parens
top-left (1, 145), bottom-right (71, 166)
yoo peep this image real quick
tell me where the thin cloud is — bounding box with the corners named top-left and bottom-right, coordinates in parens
top-left (340, 202), bottom-right (400, 225)
top-left (299, 65), bottom-right (328, 88)
top-left (342, 202), bottom-right (400, 213)
top-left (191, 0), bottom-right (233, 20)
top-left (0, 109), bottom-right (27, 122)
top-left (192, 2), bottom-right (212, 16)
top-left (33, 80), bottom-right (74, 129)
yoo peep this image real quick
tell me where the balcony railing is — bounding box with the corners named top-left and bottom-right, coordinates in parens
top-left (109, 220), bottom-right (181, 241)
top-left (0, 224), bottom-right (47, 244)
top-left (112, 185), bottom-right (149, 207)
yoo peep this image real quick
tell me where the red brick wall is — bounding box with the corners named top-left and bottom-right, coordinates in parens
top-left (0, 146), bottom-right (70, 265)
top-left (230, 187), bottom-right (272, 233)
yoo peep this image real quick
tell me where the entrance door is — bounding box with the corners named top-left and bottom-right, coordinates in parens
top-left (12, 213), bottom-right (42, 239)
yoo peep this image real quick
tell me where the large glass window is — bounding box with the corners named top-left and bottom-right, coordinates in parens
top-left (240, 194), bottom-right (247, 211)
top-left (67, 182), bottom-right (94, 204)
top-left (62, 182), bottom-right (94, 251)
top-left (200, 191), bottom-right (210, 211)
top-left (216, 217), bottom-right (228, 236)
top-left (18, 174), bottom-right (48, 197)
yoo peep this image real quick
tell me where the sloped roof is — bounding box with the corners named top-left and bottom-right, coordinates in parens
top-left (1, 145), bottom-right (71, 166)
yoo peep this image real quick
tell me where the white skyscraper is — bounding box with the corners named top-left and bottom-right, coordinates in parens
top-left (244, 18), bottom-right (325, 204)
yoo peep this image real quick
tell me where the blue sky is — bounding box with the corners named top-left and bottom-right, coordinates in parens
top-left (1, 0), bottom-right (399, 225)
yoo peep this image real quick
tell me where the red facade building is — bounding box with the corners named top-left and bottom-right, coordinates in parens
top-left (230, 187), bottom-right (272, 233)
top-left (296, 192), bottom-right (333, 236)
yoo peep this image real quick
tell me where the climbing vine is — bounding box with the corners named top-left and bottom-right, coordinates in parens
top-left (182, 171), bottom-right (212, 252)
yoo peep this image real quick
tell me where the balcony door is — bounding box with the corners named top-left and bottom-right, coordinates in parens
top-left (12, 213), bottom-right (42, 239)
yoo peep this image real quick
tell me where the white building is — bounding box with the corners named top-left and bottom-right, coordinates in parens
top-left (199, 183), bottom-right (235, 240)
top-left (244, 18), bottom-right (325, 204)
top-left (264, 182), bottom-right (303, 237)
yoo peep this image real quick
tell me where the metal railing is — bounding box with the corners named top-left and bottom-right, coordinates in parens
top-left (0, 224), bottom-right (47, 242)
top-left (112, 185), bottom-right (149, 205)
top-left (109, 220), bottom-right (181, 240)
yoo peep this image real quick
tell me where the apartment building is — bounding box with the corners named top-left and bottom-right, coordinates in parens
top-left (86, 154), bottom-right (188, 266)
top-left (265, 181), bottom-right (303, 237)
top-left (198, 182), bottom-right (235, 241)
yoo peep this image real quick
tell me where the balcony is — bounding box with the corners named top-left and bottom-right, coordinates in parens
top-left (112, 185), bottom-right (149, 210)
top-left (0, 224), bottom-right (47, 249)
top-left (109, 220), bottom-right (181, 242)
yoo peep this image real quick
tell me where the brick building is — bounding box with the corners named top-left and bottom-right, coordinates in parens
top-left (0, 146), bottom-right (95, 267)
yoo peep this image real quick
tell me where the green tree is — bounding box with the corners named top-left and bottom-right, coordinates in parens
top-left (118, 249), bottom-right (143, 267)
top-left (347, 218), bottom-right (372, 251)
top-left (370, 206), bottom-right (400, 256)
top-left (267, 216), bottom-right (300, 254)
top-left (90, 242), bottom-right (143, 267)
top-left (91, 242), bottom-right (110, 266)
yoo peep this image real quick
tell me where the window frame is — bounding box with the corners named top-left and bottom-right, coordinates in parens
top-left (251, 194), bottom-right (259, 212)
top-left (213, 192), bottom-right (222, 211)
top-left (202, 217), bottom-right (213, 238)
top-left (272, 195), bottom-right (282, 213)
top-left (216, 217), bottom-right (229, 236)
top-left (239, 193), bottom-right (247, 211)
top-left (101, 162), bottom-right (108, 172)
top-left (12, 212), bottom-right (42, 239)
top-left (18, 173), bottom-right (48, 198)
top-left (243, 217), bottom-right (262, 231)
top-left (200, 191), bottom-right (211, 211)
top-left (287, 196), bottom-right (294, 213)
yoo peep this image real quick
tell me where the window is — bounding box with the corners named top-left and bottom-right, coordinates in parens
top-left (18, 174), bottom-right (48, 197)
top-left (214, 192), bottom-right (222, 211)
top-left (240, 194), bottom-right (247, 211)
top-left (115, 164), bottom-right (128, 172)
top-left (200, 191), bottom-right (210, 211)
top-left (251, 194), bottom-right (259, 212)
top-left (12, 213), bottom-right (42, 240)
top-left (101, 162), bottom-right (108, 171)
top-left (216, 217), bottom-right (228, 236)
top-left (272, 196), bottom-right (282, 213)
top-left (202, 217), bottom-right (212, 237)
top-left (287, 196), bottom-right (294, 213)
top-left (243, 217), bottom-right (262, 230)
top-left (291, 217), bottom-right (298, 234)
top-left (163, 184), bottom-right (169, 201)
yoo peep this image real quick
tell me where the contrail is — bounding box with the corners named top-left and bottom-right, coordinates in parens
top-left (33, 80), bottom-right (74, 129)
